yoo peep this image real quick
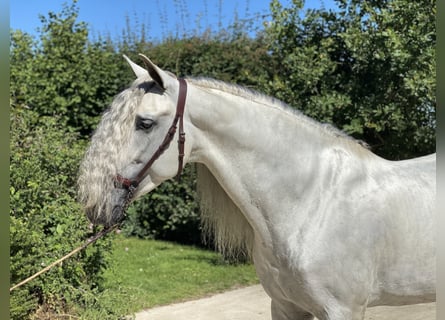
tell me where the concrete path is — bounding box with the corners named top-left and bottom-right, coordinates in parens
top-left (134, 285), bottom-right (435, 320)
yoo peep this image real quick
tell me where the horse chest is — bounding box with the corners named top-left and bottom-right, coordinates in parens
top-left (252, 240), bottom-right (318, 309)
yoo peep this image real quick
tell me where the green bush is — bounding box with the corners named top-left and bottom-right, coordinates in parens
top-left (143, 34), bottom-right (272, 87)
top-left (10, 106), bottom-right (112, 319)
top-left (122, 165), bottom-right (201, 245)
top-left (10, 2), bottom-right (127, 135)
top-left (265, 0), bottom-right (435, 159)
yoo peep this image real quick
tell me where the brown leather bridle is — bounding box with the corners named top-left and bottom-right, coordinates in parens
top-left (114, 78), bottom-right (188, 200)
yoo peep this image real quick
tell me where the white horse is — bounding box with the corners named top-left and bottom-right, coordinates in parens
top-left (78, 54), bottom-right (436, 320)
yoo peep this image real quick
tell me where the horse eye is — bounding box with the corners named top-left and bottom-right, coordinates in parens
top-left (136, 117), bottom-right (155, 131)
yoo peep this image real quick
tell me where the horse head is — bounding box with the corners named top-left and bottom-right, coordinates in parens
top-left (78, 55), bottom-right (193, 227)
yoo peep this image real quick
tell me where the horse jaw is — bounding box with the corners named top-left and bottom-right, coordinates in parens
top-left (132, 175), bottom-right (160, 201)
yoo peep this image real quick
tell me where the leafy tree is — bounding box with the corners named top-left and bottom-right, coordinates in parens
top-left (265, 0), bottom-right (435, 159)
top-left (120, 31), bottom-right (272, 88)
top-left (10, 106), bottom-right (112, 319)
top-left (10, 1), bottom-right (125, 135)
top-left (9, 30), bottom-right (35, 104)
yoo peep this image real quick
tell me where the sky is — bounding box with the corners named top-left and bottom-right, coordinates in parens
top-left (10, 0), bottom-right (337, 42)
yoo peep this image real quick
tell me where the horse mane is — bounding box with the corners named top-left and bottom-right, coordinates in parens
top-left (197, 163), bottom-right (254, 260)
top-left (187, 77), bottom-right (370, 152)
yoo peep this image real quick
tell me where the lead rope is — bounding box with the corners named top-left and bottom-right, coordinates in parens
top-left (123, 184), bottom-right (137, 212)
top-left (9, 223), bottom-right (119, 292)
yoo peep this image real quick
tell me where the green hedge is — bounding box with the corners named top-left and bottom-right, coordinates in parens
top-left (10, 106), bottom-right (112, 319)
top-left (122, 165), bottom-right (201, 244)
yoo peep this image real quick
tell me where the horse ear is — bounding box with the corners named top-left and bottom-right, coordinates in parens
top-left (138, 54), bottom-right (176, 90)
top-left (123, 54), bottom-right (148, 78)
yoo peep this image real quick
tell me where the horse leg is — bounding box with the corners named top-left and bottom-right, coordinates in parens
top-left (271, 299), bottom-right (314, 320)
top-left (315, 302), bottom-right (366, 320)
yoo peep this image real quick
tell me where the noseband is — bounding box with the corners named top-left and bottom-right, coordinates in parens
top-left (114, 78), bottom-right (188, 202)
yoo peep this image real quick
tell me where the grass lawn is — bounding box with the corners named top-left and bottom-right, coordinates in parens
top-left (79, 235), bottom-right (258, 319)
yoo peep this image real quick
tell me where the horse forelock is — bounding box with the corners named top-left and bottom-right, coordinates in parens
top-left (78, 81), bottom-right (146, 223)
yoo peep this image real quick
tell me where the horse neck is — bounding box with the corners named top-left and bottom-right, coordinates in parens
top-left (188, 84), bottom-right (324, 157)
top-left (187, 84), bottom-right (342, 230)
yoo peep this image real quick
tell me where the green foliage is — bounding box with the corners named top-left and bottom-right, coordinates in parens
top-left (122, 165), bottom-right (201, 245)
top-left (10, 106), bottom-right (112, 319)
top-left (10, 2), bottom-right (125, 134)
top-left (119, 31), bottom-right (272, 88)
top-left (151, 35), bottom-right (271, 86)
top-left (265, 0), bottom-right (435, 159)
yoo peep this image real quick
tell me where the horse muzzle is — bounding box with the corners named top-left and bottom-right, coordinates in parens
top-left (85, 187), bottom-right (132, 227)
